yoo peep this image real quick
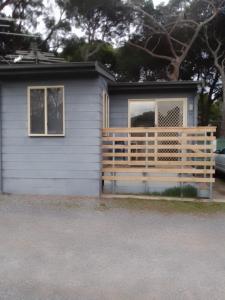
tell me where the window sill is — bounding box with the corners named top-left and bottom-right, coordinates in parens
top-left (28, 134), bottom-right (65, 137)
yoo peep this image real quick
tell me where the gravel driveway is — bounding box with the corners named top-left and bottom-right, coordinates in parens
top-left (0, 195), bottom-right (225, 300)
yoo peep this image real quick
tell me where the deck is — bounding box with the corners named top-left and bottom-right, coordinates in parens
top-left (102, 127), bottom-right (216, 197)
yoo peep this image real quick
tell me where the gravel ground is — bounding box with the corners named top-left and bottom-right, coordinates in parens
top-left (0, 195), bottom-right (225, 300)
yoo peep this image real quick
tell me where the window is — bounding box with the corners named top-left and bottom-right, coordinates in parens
top-left (157, 99), bottom-right (186, 127)
top-left (103, 91), bottom-right (109, 128)
top-left (129, 101), bottom-right (155, 127)
top-left (129, 99), bottom-right (187, 127)
top-left (28, 86), bottom-right (64, 136)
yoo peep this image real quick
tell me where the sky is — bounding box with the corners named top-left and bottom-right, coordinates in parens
top-left (153, 0), bottom-right (169, 5)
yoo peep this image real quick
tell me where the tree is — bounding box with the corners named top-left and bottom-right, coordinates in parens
top-left (128, 0), bottom-right (223, 80)
top-left (41, 1), bottom-right (71, 51)
top-left (62, 37), bottom-right (117, 67)
top-left (180, 34), bottom-right (222, 125)
top-left (114, 42), bottom-right (166, 81)
top-left (1, 0), bottom-right (44, 33)
top-left (0, 0), bottom-right (15, 12)
top-left (204, 12), bottom-right (225, 135)
top-left (0, 0), bottom-right (46, 57)
top-left (57, 0), bottom-right (133, 61)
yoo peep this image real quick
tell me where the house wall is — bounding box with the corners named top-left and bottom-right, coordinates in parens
top-left (109, 92), bottom-right (197, 128)
top-left (0, 77), bottom-right (105, 196)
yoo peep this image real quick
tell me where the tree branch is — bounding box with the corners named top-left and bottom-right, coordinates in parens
top-left (128, 40), bottom-right (172, 62)
top-left (42, 8), bottom-right (66, 45)
top-left (129, 0), bottom-right (222, 80)
top-left (0, 0), bottom-right (15, 11)
top-left (86, 43), bottom-right (102, 59)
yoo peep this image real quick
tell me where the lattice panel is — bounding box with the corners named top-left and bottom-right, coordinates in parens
top-left (157, 132), bottom-right (180, 161)
top-left (157, 101), bottom-right (184, 127)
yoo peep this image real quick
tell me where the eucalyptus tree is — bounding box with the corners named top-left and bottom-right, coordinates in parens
top-left (114, 41), bottom-right (167, 81)
top-left (62, 37), bottom-right (117, 68)
top-left (180, 34), bottom-right (222, 126)
top-left (204, 12), bottom-right (225, 135)
top-left (0, 0), bottom-right (45, 57)
top-left (127, 0), bottom-right (224, 81)
top-left (57, 0), bottom-right (133, 61)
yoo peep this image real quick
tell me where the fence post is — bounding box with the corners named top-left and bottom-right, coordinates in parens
top-left (112, 132), bottom-right (116, 193)
top-left (209, 130), bottom-right (214, 201)
top-left (144, 131), bottom-right (148, 193)
top-left (180, 131), bottom-right (184, 199)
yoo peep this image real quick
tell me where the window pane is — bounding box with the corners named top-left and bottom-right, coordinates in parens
top-left (130, 101), bottom-right (155, 127)
top-left (30, 89), bottom-right (45, 134)
top-left (157, 100), bottom-right (184, 127)
top-left (47, 88), bottom-right (64, 134)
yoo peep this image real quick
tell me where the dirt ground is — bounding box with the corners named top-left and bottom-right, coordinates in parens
top-left (0, 195), bottom-right (225, 300)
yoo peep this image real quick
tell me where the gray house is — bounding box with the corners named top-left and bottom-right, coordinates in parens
top-left (0, 62), bottom-right (215, 198)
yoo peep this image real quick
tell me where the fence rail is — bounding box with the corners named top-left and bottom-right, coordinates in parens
top-left (102, 127), bottom-right (216, 184)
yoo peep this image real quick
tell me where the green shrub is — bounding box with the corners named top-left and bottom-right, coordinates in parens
top-left (162, 185), bottom-right (197, 198)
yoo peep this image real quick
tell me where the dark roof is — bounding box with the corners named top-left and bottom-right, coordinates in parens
top-left (0, 61), bottom-right (115, 82)
top-left (0, 62), bottom-right (198, 91)
top-left (109, 81), bottom-right (199, 93)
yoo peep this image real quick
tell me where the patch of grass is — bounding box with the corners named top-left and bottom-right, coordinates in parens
top-left (102, 198), bottom-right (225, 214)
top-left (145, 185), bottom-right (198, 198)
top-left (162, 185), bottom-right (198, 198)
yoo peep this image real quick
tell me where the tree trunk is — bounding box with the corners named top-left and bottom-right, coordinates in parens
top-left (82, 46), bottom-right (90, 61)
top-left (220, 75), bottom-right (225, 137)
top-left (166, 61), bottom-right (180, 81)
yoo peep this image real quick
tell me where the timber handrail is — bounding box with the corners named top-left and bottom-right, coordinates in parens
top-left (102, 126), bottom-right (216, 133)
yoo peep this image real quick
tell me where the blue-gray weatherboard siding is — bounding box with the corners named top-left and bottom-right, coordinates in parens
top-left (1, 78), bottom-right (105, 196)
top-left (109, 92), bottom-right (197, 127)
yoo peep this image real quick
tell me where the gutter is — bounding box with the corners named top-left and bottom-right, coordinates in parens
top-left (0, 61), bottom-right (115, 82)
top-left (108, 81), bottom-right (199, 93)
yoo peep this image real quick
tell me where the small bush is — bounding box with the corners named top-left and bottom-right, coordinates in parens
top-left (162, 185), bottom-right (197, 198)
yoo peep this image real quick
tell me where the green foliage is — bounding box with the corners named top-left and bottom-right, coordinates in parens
top-left (57, 0), bottom-right (132, 43)
top-left (145, 185), bottom-right (198, 198)
top-left (62, 38), bottom-right (117, 66)
top-left (210, 100), bottom-right (222, 125)
top-left (198, 93), bottom-right (222, 129)
top-left (114, 43), bottom-right (166, 81)
top-left (161, 185), bottom-right (198, 198)
top-left (0, 0), bottom-right (47, 56)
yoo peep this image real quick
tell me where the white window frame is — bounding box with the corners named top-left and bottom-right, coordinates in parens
top-left (28, 86), bottom-right (65, 137)
top-left (128, 98), bottom-right (187, 127)
top-left (103, 90), bottom-right (110, 128)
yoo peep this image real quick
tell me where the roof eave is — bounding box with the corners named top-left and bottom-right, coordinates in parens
top-left (0, 61), bottom-right (115, 82)
top-left (108, 81), bottom-right (199, 93)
